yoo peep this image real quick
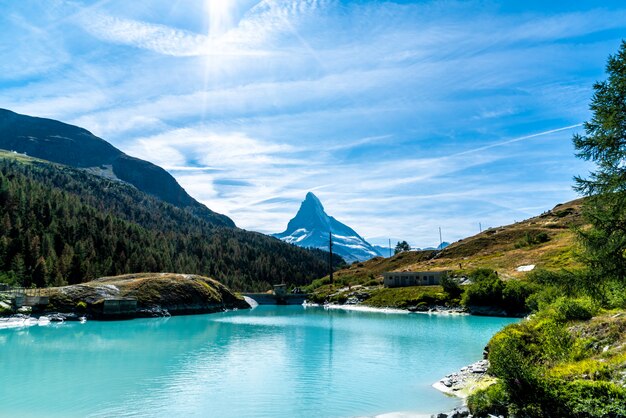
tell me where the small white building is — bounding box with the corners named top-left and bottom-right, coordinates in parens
top-left (383, 271), bottom-right (448, 288)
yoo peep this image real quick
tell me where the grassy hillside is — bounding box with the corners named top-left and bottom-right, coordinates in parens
top-left (307, 199), bottom-right (585, 308)
top-left (0, 151), bottom-right (344, 291)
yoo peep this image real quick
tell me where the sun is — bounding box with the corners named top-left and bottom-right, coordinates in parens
top-left (206, 0), bottom-right (237, 38)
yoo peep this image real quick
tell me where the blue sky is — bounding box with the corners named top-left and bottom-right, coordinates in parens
top-left (1, 0), bottom-right (625, 247)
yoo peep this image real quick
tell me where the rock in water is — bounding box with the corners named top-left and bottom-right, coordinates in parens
top-left (46, 273), bottom-right (250, 319)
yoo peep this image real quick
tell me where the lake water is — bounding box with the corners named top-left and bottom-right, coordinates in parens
top-left (0, 306), bottom-right (516, 417)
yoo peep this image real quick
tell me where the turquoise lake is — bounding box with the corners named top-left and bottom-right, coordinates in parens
top-left (0, 306), bottom-right (517, 417)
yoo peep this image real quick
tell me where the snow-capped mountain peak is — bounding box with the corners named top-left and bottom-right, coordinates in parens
top-left (274, 193), bottom-right (382, 263)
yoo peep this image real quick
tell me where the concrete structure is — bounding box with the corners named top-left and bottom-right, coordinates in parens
top-left (102, 298), bottom-right (138, 316)
top-left (383, 271), bottom-right (448, 288)
top-left (242, 293), bottom-right (308, 305)
top-left (3, 288), bottom-right (49, 308)
top-left (243, 284), bottom-right (308, 305)
top-left (23, 295), bottom-right (49, 306)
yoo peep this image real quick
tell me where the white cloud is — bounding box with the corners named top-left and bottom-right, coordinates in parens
top-left (1, 0), bottom-right (616, 246)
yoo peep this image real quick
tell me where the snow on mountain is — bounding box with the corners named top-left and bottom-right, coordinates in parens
top-left (373, 245), bottom-right (392, 257)
top-left (273, 192), bottom-right (382, 263)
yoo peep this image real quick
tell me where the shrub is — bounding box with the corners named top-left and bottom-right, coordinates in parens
top-left (462, 269), bottom-right (503, 307)
top-left (551, 297), bottom-right (597, 322)
top-left (527, 269), bottom-right (588, 297)
top-left (441, 274), bottom-right (462, 299)
top-left (525, 285), bottom-right (562, 312)
top-left (467, 382), bottom-right (509, 417)
top-left (558, 380), bottom-right (626, 417)
top-left (515, 231), bottom-right (550, 248)
top-left (502, 280), bottom-right (536, 314)
top-left (605, 280), bottom-right (626, 309)
top-left (488, 328), bottom-right (546, 411)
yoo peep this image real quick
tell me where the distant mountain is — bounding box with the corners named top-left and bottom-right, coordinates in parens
top-left (421, 242), bottom-right (451, 251)
top-left (274, 192), bottom-right (381, 263)
top-left (373, 245), bottom-right (392, 257)
top-left (0, 109), bottom-right (233, 227)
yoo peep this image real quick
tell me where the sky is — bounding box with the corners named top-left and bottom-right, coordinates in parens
top-left (1, 0), bottom-right (625, 248)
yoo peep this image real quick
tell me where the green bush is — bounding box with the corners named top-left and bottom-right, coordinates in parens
top-left (605, 280), bottom-right (626, 309)
top-left (306, 292), bottom-right (328, 304)
top-left (364, 279), bottom-right (379, 287)
top-left (525, 285), bottom-right (562, 312)
top-left (502, 280), bottom-right (536, 314)
top-left (462, 269), bottom-right (503, 307)
top-left (515, 231), bottom-right (550, 248)
top-left (551, 297), bottom-right (597, 322)
top-left (441, 274), bottom-right (462, 299)
top-left (0, 272), bottom-right (19, 287)
top-left (558, 380), bottom-right (626, 417)
top-left (467, 382), bottom-right (509, 417)
top-left (527, 269), bottom-right (588, 297)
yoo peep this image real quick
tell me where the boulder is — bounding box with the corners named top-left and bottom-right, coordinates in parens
top-left (46, 273), bottom-right (250, 319)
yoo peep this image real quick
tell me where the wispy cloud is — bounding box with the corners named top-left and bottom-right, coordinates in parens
top-left (452, 124), bottom-right (584, 157)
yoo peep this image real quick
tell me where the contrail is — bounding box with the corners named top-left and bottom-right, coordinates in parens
top-left (452, 123), bottom-right (584, 157)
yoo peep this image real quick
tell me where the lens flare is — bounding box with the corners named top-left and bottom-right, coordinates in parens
top-left (206, 0), bottom-right (237, 38)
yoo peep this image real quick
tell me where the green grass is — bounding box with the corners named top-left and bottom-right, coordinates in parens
top-left (0, 149), bottom-right (49, 165)
top-left (362, 285), bottom-right (448, 309)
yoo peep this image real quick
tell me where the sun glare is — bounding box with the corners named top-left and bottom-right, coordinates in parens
top-left (206, 0), bottom-right (237, 38)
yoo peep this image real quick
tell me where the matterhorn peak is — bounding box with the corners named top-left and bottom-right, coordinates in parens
top-left (273, 192), bottom-right (381, 262)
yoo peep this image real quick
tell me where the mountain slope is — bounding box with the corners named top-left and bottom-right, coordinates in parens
top-left (322, 198), bottom-right (585, 286)
top-left (0, 109), bottom-right (233, 227)
top-left (274, 192), bottom-right (381, 262)
top-left (0, 152), bottom-right (343, 291)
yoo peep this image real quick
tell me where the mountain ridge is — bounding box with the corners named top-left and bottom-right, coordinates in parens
top-left (0, 109), bottom-right (233, 227)
top-left (274, 192), bottom-right (381, 262)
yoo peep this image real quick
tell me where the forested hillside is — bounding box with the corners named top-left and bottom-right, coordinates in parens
top-left (0, 109), bottom-right (234, 227)
top-left (0, 152), bottom-right (343, 291)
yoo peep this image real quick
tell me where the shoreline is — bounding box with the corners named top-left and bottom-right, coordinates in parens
top-left (307, 301), bottom-right (469, 316)
top-left (431, 359), bottom-right (493, 399)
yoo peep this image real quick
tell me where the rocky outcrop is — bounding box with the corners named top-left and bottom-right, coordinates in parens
top-left (47, 273), bottom-right (250, 319)
top-left (431, 406), bottom-right (471, 418)
top-left (433, 360), bottom-right (495, 399)
top-left (431, 360), bottom-right (498, 418)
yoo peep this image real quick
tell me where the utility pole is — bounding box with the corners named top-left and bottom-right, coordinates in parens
top-left (439, 227), bottom-right (443, 250)
top-left (329, 232), bottom-right (334, 284)
top-left (479, 222), bottom-right (482, 233)
top-left (388, 238), bottom-right (392, 258)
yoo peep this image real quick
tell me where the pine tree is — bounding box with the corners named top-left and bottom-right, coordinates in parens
top-left (573, 40), bottom-right (626, 285)
top-left (32, 256), bottom-right (47, 288)
top-left (394, 240), bottom-right (411, 254)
